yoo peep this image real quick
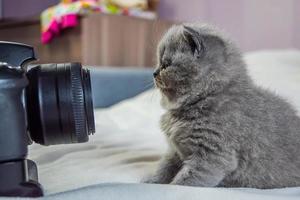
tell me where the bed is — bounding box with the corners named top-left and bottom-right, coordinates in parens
top-left (3, 50), bottom-right (300, 199)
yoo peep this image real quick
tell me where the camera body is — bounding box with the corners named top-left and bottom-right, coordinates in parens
top-left (0, 42), bottom-right (95, 197)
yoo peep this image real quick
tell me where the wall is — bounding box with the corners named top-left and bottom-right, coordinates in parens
top-left (1, 0), bottom-right (297, 52)
top-left (1, 0), bottom-right (58, 19)
top-left (158, 0), bottom-right (299, 51)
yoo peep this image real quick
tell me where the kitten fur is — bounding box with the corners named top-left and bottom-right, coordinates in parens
top-left (143, 23), bottom-right (300, 188)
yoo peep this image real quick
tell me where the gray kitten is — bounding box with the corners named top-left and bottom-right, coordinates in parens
top-left (142, 23), bottom-right (300, 188)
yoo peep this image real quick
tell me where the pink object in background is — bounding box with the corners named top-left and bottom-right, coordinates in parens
top-left (61, 14), bottom-right (79, 29)
top-left (41, 31), bottom-right (54, 44)
top-left (41, 0), bottom-right (101, 44)
top-left (40, 0), bottom-right (156, 44)
top-left (49, 20), bottom-right (60, 35)
top-left (41, 20), bottom-right (60, 44)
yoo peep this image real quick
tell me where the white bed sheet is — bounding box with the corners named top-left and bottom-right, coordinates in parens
top-left (26, 50), bottom-right (300, 198)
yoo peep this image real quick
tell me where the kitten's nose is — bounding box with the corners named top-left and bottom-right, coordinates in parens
top-left (153, 70), bottom-right (160, 78)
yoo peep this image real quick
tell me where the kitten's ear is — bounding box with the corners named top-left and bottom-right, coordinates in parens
top-left (182, 26), bottom-right (204, 58)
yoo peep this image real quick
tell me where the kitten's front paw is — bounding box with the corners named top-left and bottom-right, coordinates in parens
top-left (171, 178), bottom-right (198, 186)
top-left (141, 175), bottom-right (164, 184)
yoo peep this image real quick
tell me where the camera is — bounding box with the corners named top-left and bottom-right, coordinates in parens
top-left (0, 41), bottom-right (95, 197)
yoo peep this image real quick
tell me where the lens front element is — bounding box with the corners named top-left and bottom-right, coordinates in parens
top-left (26, 63), bottom-right (95, 145)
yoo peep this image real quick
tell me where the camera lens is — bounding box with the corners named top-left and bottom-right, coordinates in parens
top-left (26, 63), bottom-right (95, 145)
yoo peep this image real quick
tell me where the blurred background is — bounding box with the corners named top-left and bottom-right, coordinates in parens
top-left (0, 0), bottom-right (299, 67)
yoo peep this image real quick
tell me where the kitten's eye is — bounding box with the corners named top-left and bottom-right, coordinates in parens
top-left (161, 59), bottom-right (172, 70)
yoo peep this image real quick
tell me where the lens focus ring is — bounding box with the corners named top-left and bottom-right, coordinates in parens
top-left (69, 63), bottom-right (87, 142)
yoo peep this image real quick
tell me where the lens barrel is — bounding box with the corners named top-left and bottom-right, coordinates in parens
top-left (26, 63), bottom-right (95, 145)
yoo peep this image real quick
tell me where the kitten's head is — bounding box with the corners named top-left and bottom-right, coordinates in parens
top-left (154, 24), bottom-right (247, 109)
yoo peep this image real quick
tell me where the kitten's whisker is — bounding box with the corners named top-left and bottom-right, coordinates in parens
top-left (151, 88), bottom-right (159, 102)
top-left (142, 81), bottom-right (155, 91)
top-left (141, 79), bottom-right (157, 103)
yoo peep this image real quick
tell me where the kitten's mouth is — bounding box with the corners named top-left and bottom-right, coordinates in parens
top-left (154, 77), bottom-right (173, 90)
top-left (154, 76), bottom-right (163, 87)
